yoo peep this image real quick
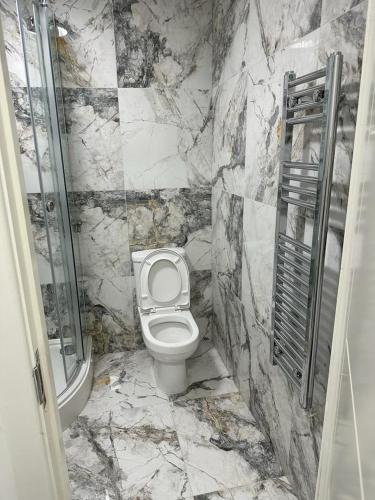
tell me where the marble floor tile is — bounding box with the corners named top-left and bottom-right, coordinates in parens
top-left (84, 340), bottom-right (237, 416)
top-left (174, 339), bottom-right (239, 402)
top-left (64, 344), bottom-right (295, 499)
top-left (172, 394), bottom-right (283, 496)
top-left (64, 403), bottom-right (192, 500)
top-left (82, 350), bottom-right (169, 417)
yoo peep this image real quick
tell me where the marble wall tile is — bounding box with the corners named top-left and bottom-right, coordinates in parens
top-left (41, 283), bottom-right (71, 339)
top-left (63, 89), bottom-right (123, 191)
top-left (0, 0), bottom-right (26, 87)
top-left (212, 277), bottom-right (250, 397)
top-left (80, 277), bottom-right (136, 355)
top-left (212, 188), bottom-right (243, 297)
top-left (246, 0), bottom-right (322, 69)
top-left (241, 199), bottom-right (276, 333)
top-left (27, 192), bottom-right (64, 284)
top-left (12, 87), bottom-right (54, 193)
top-left (212, 71), bottom-right (247, 197)
top-left (118, 87), bottom-right (212, 190)
top-left (113, 0), bottom-right (212, 89)
top-left (52, 0), bottom-right (117, 88)
top-left (212, 187), bottom-right (247, 386)
top-left (319, 1), bottom-right (368, 219)
top-left (69, 191), bottom-right (131, 280)
top-left (190, 270), bottom-right (212, 340)
top-left (245, 29), bottom-right (320, 206)
top-left (126, 188), bottom-right (212, 271)
top-left (211, 2), bottom-right (368, 499)
top-left (243, 309), bottom-right (320, 500)
top-left (212, 0), bottom-right (249, 87)
top-left (321, 0), bottom-right (362, 24)
top-left (0, 0), bottom-right (41, 87)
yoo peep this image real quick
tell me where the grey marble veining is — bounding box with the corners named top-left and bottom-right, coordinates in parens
top-left (212, 0), bottom-right (249, 87)
top-left (69, 191), bottom-right (131, 280)
top-left (118, 87), bottom-right (212, 190)
top-left (212, 188), bottom-right (243, 298)
top-left (241, 199), bottom-right (276, 333)
top-left (190, 270), bottom-right (212, 340)
top-left (64, 344), bottom-right (296, 499)
top-left (321, 0), bottom-right (362, 24)
top-left (319, 1), bottom-right (367, 218)
top-left (245, 29), bottom-right (320, 207)
top-left (212, 71), bottom-right (247, 197)
top-left (211, 3), bottom-right (368, 500)
top-left (173, 393), bottom-right (283, 496)
top-left (247, 0), bottom-right (322, 69)
top-left (113, 0), bottom-right (212, 89)
top-left (126, 188), bottom-right (212, 271)
top-left (79, 277), bottom-right (136, 355)
top-left (63, 89), bottom-right (123, 191)
top-left (41, 282), bottom-right (71, 339)
top-left (212, 188), bottom-right (248, 392)
top-left (12, 87), bottom-right (54, 193)
top-left (193, 478), bottom-right (297, 499)
top-left (27, 192), bottom-right (65, 284)
top-left (0, 0), bottom-right (40, 87)
top-left (52, 0), bottom-right (117, 88)
top-left (65, 403), bottom-right (191, 499)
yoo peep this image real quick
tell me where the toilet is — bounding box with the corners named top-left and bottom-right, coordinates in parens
top-left (132, 247), bottom-right (199, 395)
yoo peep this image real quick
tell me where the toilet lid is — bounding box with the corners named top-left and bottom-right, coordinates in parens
top-left (139, 248), bottom-right (190, 312)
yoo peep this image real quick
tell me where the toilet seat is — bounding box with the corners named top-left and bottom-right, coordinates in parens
top-left (140, 309), bottom-right (199, 355)
top-left (139, 248), bottom-right (190, 313)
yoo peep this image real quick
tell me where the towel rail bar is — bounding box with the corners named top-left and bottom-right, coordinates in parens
top-left (271, 52), bottom-right (343, 408)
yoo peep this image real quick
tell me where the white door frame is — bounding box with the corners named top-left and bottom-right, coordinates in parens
top-left (0, 18), bottom-right (70, 500)
top-left (315, 0), bottom-right (375, 497)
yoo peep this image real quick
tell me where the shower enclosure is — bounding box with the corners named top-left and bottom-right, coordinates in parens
top-left (16, 0), bottom-right (92, 428)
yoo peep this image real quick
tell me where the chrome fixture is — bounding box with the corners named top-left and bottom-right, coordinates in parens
top-left (271, 52), bottom-right (343, 409)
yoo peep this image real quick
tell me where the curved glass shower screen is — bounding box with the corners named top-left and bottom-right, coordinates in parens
top-left (17, 0), bottom-right (84, 396)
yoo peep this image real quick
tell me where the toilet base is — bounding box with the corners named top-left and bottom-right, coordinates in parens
top-left (154, 359), bottom-right (187, 395)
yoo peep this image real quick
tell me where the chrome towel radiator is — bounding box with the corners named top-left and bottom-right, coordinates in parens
top-left (271, 52), bottom-right (343, 409)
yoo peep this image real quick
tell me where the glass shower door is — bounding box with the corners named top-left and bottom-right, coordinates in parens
top-left (33, 1), bottom-right (84, 384)
top-left (17, 0), bottom-right (83, 394)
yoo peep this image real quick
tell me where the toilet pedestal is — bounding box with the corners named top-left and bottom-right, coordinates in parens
top-left (154, 359), bottom-right (187, 395)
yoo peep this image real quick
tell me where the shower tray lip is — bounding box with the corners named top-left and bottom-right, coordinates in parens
top-left (57, 336), bottom-right (93, 430)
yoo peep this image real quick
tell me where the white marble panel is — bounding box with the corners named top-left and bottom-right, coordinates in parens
top-left (119, 88), bottom-right (212, 190)
top-left (241, 199), bottom-right (276, 332)
top-left (113, 0), bottom-right (212, 89)
top-left (69, 191), bottom-right (131, 280)
top-left (64, 89), bottom-right (123, 191)
top-left (246, 0), bottom-right (322, 69)
top-left (212, 71), bottom-right (247, 196)
top-left (0, 0), bottom-right (41, 87)
top-left (212, 0), bottom-right (249, 87)
top-left (53, 0), bottom-right (117, 88)
top-left (127, 188), bottom-right (212, 272)
top-left (319, 1), bottom-right (368, 213)
top-left (81, 277), bottom-right (135, 354)
top-left (245, 29), bottom-right (320, 206)
top-left (321, 0), bottom-right (363, 24)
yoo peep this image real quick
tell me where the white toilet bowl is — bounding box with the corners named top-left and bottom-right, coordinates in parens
top-left (140, 309), bottom-right (199, 394)
top-left (132, 247), bottom-right (199, 395)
